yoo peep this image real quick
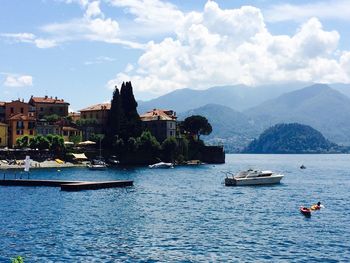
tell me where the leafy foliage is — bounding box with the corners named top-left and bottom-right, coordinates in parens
top-left (161, 137), bottom-right (178, 162)
top-left (44, 114), bottom-right (60, 122)
top-left (182, 115), bottom-right (212, 139)
top-left (244, 123), bottom-right (337, 153)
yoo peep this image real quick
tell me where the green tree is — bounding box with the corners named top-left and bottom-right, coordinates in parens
top-left (50, 135), bottom-right (65, 153)
top-left (161, 137), bottom-right (178, 162)
top-left (44, 114), bottom-right (60, 122)
top-left (106, 86), bottom-right (123, 145)
top-left (120, 81), bottom-right (141, 139)
top-left (136, 131), bottom-right (160, 163)
top-left (16, 135), bottom-right (30, 148)
top-left (182, 115), bottom-right (212, 139)
top-left (29, 135), bottom-right (50, 150)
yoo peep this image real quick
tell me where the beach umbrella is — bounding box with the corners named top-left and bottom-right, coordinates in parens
top-left (78, 140), bottom-right (96, 146)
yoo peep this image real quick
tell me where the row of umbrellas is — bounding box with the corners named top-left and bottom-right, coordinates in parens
top-left (64, 140), bottom-right (96, 146)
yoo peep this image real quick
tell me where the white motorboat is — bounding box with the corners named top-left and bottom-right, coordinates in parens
top-left (88, 159), bottom-right (107, 170)
top-left (149, 162), bottom-right (173, 169)
top-left (224, 169), bottom-right (284, 186)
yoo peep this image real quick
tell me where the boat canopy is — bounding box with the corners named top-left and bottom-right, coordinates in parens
top-left (71, 153), bottom-right (88, 160)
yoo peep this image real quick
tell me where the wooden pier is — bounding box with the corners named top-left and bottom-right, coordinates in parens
top-left (0, 179), bottom-right (133, 191)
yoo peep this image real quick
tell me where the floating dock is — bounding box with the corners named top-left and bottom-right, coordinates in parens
top-left (0, 179), bottom-right (133, 191)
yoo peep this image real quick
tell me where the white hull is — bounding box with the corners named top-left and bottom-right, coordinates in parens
top-left (88, 164), bottom-right (107, 170)
top-left (225, 174), bottom-right (283, 186)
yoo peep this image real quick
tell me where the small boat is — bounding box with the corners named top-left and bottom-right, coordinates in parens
top-left (88, 159), bottom-right (107, 170)
top-left (300, 165), bottom-right (306, 169)
top-left (300, 206), bottom-right (311, 217)
top-left (88, 137), bottom-right (107, 170)
top-left (149, 162), bottom-right (173, 169)
top-left (224, 169), bottom-right (284, 186)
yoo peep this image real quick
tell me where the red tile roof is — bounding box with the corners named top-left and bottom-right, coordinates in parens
top-left (8, 113), bottom-right (36, 121)
top-left (140, 109), bottom-right (177, 121)
top-left (30, 96), bottom-right (69, 105)
top-left (80, 103), bottom-right (111, 112)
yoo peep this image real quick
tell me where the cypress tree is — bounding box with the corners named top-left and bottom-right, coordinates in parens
top-left (105, 86), bottom-right (123, 146)
top-left (120, 81), bottom-right (141, 139)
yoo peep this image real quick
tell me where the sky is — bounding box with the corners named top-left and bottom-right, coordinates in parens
top-left (1, 0), bottom-right (350, 111)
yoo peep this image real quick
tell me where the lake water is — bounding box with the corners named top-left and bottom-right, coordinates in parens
top-left (1, 154), bottom-right (350, 262)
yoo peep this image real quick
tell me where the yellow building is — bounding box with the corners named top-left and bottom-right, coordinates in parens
top-left (0, 122), bottom-right (8, 147)
top-left (8, 114), bottom-right (36, 148)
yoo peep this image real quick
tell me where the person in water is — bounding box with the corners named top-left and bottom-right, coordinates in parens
top-left (311, 202), bottom-right (321, 210)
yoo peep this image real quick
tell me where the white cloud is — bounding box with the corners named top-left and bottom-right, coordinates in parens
top-left (85, 1), bottom-right (102, 18)
top-left (0, 32), bottom-right (57, 48)
top-left (3, 74), bottom-right (33, 87)
top-left (107, 1), bottom-right (350, 97)
top-left (109, 0), bottom-right (184, 36)
top-left (265, 0), bottom-right (350, 22)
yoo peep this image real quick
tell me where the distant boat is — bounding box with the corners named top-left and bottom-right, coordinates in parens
top-left (300, 165), bottom-right (306, 169)
top-left (88, 138), bottom-right (107, 170)
top-left (88, 159), bottom-right (107, 170)
top-left (224, 169), bottom-right (284, 186)
top-left (149, 162), bottom-right (173, 169)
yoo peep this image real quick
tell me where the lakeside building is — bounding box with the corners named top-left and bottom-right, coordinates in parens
top-left (79, 103), bottom-right (110, 140)
top-left (80, 103), bottom-right (110, 125)
top-left (69, 112), bottom-right (81, 123)
top-left (0, 122), bottom-right (8, 147)
top-left (140, 109), bottom-right (177, 143)
top-left (61, 126), bottom-right (82, 142)
top-left (4, 99), bottom-right (30, 121)
top-left (29, 96), bottom-right (69, 119)
top-left (7, 114), bottom-right (36, 147)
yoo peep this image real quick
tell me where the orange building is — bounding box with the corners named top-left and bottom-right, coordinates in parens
top-left (79, 103), bottom-right (110, 125)
top-left (4, 100), bottom-right (29, 121)
top-left (29, 96), bottom-right (69, 119)
top-left (8, 114), bottom-right (36, 147)
top-left (68, 112), bottom-right (81, 123)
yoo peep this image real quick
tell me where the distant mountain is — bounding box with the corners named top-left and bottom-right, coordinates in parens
top-left (244, 123), bottom-right (338, 153)
top-left (244, 84), bottom-right (350, 145)
top-left (138, 82), bottom-right (310, 114)
top-left (178, 104), bottom-right (261, 152)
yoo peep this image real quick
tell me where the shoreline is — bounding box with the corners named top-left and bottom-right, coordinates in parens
top-left (0, 160), bottom-right (86, 170)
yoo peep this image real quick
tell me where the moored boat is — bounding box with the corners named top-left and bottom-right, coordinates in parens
top-left (224, 169), bottom-right (284, 186)
top-left (149, 162), bottom-right (173, 169)
top-left (88, 159), bottom-right (107, 170)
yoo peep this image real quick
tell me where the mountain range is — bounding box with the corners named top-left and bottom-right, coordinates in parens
top-left (138, 83), bottom-right (350, 152)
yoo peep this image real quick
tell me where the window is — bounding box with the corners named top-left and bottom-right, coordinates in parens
top-left (10, 107), bottom-right (14, 113)
top-left (0, 138), bottom-right (2, 143)
top-left (20, 107), bottom-right (24, 113)
top-left (29, 130), bottom-right (33, 135)
top-left (40, 107), bottom-right (44, 112)
top-left (63, 131), bottom-right (68, 136)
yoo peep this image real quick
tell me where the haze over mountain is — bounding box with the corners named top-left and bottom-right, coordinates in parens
top-left (138, 82), bottom-right (312, 114)
top-left (244, 84), bottom-right (350, 145)
top-left (178, 104), bottom-right (261, 152)
top-left (138, 83), bottom-right (350, 151)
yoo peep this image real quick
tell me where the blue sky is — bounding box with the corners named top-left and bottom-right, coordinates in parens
top-left (1, 0), bottom-right (350, 111)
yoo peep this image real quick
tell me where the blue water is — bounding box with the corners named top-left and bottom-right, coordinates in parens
top-left (1, 154), bottom-right (350, 262)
